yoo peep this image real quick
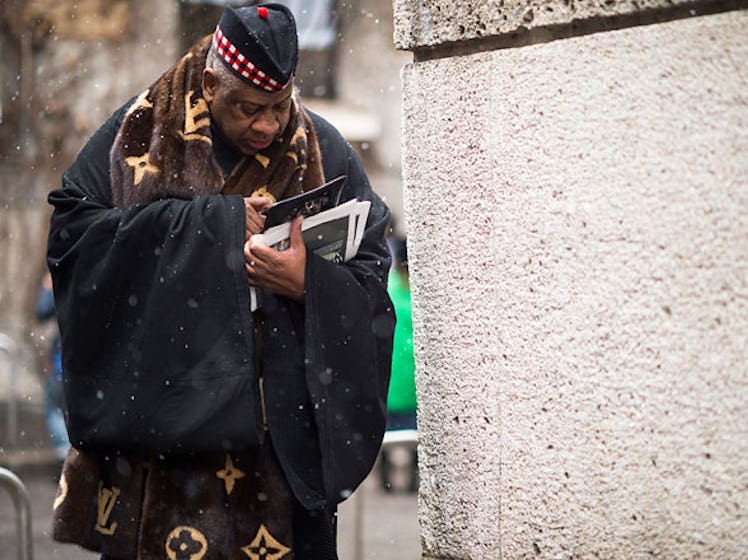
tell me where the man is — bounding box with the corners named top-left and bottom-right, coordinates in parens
top-left (47, 5), bottom-right (394, 559)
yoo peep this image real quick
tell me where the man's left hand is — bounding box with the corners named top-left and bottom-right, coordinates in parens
top-left (245, 216), bottom-right (306, 303)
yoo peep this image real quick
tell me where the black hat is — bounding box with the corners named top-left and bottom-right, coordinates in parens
top-left (213, 3), bottom-right (298, 92)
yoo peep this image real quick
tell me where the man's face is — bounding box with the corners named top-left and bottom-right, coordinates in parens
top-left (202, 68), bottom-right (294, 156)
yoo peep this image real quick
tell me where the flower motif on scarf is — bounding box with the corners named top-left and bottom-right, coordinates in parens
top-left (251, 186), bottom-right (276, 203)
top-left (125, 89), bottom-right (152, 117)
top-left (241, 524), bottom-right (291, 560)
top-left (165, 526), bottom-right (208, 560)
top-left (255, 153), bottom-right (271, 168)
top-left (179, 90), bottom-right (211, 145)
top-left (53, 472), bottom-right (68, 510)
top-left (125, 153), bottom-right (159, 186)
top-left (216, 453), bottom-right (246, 495)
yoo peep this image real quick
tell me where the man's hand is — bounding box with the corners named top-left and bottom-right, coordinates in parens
top-left (245, 216), bottom-right (306, 303)
top-left (244, 196), bottom-right (273, 239)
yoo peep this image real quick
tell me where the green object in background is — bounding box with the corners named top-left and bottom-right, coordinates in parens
top-left (386, 268), bottom-right (417, 413)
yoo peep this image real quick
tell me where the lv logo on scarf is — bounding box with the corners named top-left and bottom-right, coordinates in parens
top-left (165, 526), bottom-right (208, 560)
top-left (95, 482), bottom-right (121, 535)
top-left (241, 524), bottom-right (291, 560)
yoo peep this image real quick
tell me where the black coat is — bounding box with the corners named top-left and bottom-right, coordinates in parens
top-left (47, 103), bottom-right (394, 510)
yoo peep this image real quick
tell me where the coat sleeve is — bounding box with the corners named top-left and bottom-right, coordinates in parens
top-left (47, 107), bottom-right (265, 454)
top-left (264, 113), bottom-right (395, 507)
top-left (305, 179), bottom-right (394, 505)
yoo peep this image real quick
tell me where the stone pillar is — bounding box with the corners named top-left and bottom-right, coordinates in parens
top-left (394, 1), bottom-right (748, 558)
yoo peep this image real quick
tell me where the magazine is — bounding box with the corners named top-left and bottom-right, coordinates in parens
top-left (249, 180), bottom-right (371, 311)
top-left (263, 175), bottom-right (346, 228)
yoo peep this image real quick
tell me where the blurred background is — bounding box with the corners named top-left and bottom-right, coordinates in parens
top-left (0, 1), bottom-right (416, 558)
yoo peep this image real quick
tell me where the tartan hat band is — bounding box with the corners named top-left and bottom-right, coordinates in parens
top-left (213, 26), bottom-right (286, 93)
top-left (212, 4), bottom-right (298, 93)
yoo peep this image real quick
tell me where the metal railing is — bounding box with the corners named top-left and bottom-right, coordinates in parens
top-left (0, 466), bottom-right (34, 560)
top-left (351, 429), bottom-right (419, 560)
top-left (0, 332), bottom-right (19, 446)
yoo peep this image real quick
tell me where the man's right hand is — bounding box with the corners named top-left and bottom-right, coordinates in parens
top-left (244, 196), bottom-right (273, 239)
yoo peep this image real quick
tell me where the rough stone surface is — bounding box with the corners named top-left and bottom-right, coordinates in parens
top-left (402, 10), bottom-right (748, 559)
top-left (403, 51), bottom-right (504, 559)
top-left (393, 0), bottom-right (724, 49)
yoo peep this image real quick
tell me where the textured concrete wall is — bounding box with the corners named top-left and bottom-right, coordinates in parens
top-left (393, 0), bottom-right (721, 49)
top-left (400, 7), bottom-right (748, 560)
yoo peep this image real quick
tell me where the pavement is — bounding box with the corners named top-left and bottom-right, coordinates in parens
top-left (0, 399), bottom-right (421, 560)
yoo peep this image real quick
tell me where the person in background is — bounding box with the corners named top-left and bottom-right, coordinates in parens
top-left (45, 4), bottom-right (394, 559)
top-left (379, 236), bottom-right (418, 493)
top-left (35, 271), bottom-right (71, 463)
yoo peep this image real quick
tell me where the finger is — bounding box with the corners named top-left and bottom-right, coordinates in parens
top-left (288, 216), bottom-right (305, 250)
top-left (243, 240), bottom-right (253, 260)
top-left (246, 196), bottom-right (274, 213)
top-left (244, 199), bottom-right (267, 234)
top-left (244, 242), bottom-right (261, 274)
top-left (247, 237), bottom-right (277, 276)
top-left (244, 242), bottom-right (255, 277)
top-left (245, 213), bottom-right (265, 236)
top-left (245, 254), bottom-right (267, 284)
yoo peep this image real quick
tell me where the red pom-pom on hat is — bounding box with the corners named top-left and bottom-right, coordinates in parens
top-left (258, 6), bottom-right (268, 19)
